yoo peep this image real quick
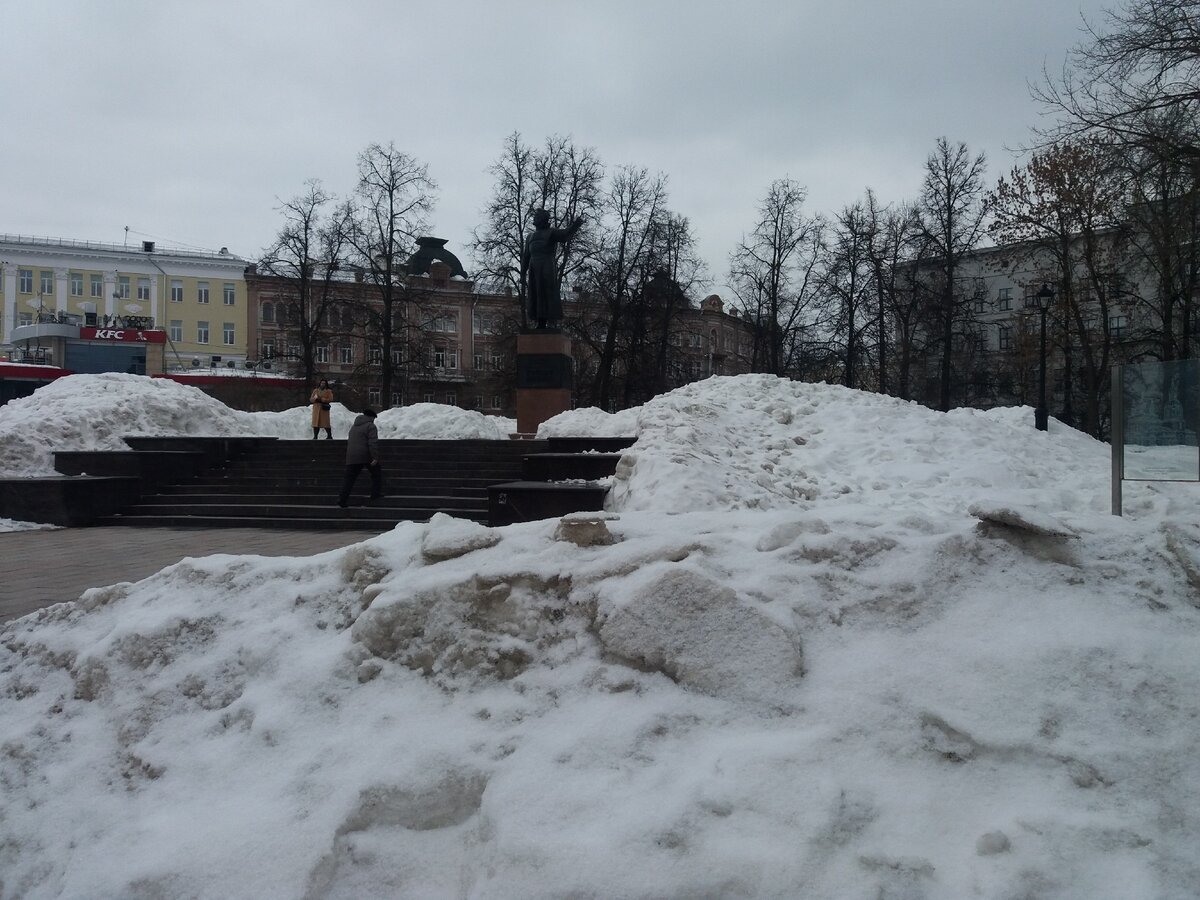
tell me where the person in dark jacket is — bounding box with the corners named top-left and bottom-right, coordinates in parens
top-left (337, 409), bottom-right (383, 507)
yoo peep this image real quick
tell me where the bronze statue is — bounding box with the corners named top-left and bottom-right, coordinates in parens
top-left (522, 208), bottom-right (583, 329)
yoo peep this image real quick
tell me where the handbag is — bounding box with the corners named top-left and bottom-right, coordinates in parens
top-left (321, 402), bottom-right (332, 411)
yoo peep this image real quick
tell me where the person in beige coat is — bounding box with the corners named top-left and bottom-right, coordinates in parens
top-left (309, 379), bottom-right (334, 439)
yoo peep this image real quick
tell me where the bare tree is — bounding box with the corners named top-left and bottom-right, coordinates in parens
top-left (1119, 117), bottom-right (1200, 364)
top-left (346, 142), bottom-right (436, 408)
top-left (919, 138), bottom-right (989, 411)
top-left (472, 133), bottom-right (602, 328)
top-left (533, 135), bottom-right (603, 308)
top-left (728, 179), bottom-right (826, 377)
top-left (822, 199), bottom-right (877, 389)
top-left (864, 192), bottom-right (924, 396)
top-left (258, 180), bottom-right (353, 389)
top-left (614, 212), bottom-right (707, 405)
top-left (577, 165), bottom-right (667, 409)
top-left (471, 132), bottom-right (536, 300)
top-left (989, 139), bottom-right (1127, 434)
top-left (1036, 0), bottom-right (1200, 159)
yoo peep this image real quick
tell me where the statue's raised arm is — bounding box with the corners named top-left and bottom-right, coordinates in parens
top-left (522, 209), bottom-right (584, 330)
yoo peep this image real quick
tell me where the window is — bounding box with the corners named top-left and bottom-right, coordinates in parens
top-left (169, 320), bottom-right (182, 342)
top-left (316, 346), bottom-right (329, 363)
top-left (197, 321), bottom-right (210, 344)
top-left (423, 392), bottom-right (435, 403)
top-left (434, 347), bottom-right (447, 368)
top-left (368, 347), bottom-right (382, 365)
top-left (40, 271), bottom-right (54, 295)
top-left (118, 276), bottom-right (130, 299)
top-left (997, 287), bottom-right (1012, 310)
top-left (171, 279), bottom-right (184, 302)
top-left (392, 349), bottom-right (404, 366)
top-left (369, 388), bottom-right (381, 406)
top-left (223, 283), bottom-right (236, 305)
top-left (491, 351), bottom-right (504, 370)
top-left (972, 296), bottom-right (985, 314)
top-left (473, 311), bottom-right (499, 334)
top-left (391, 392), bottom-right (403, 408)
top-left (339, 346), bottom-right (352, 365)
top-left (1023, 284), bottom-right (1039, 308)
top-left (197, 281), bottom-right (210, 303)
top-left (70, 272), bottom-right (83, 296)
top-left (436, 314), bottom-right (457, 333)
top-left (262, 341), bottom-right (275, 359)
top-left (997, 325), bottom-right (1011, 350)
top-left (473, 395), bottom-right (483, 409)
top-left (223, 322), bottom-right (235, 345)
top-left (18, 312), bottom-right (33, 326)
top-left (473, 352), bottom-right (484, 370)
top-left (491, 395), bottom-right (503, 410)
top-left (444, 392), bottom-right (456, 405)
top-left (91, 274), bottom-right (104, 298)
top-left (260, 301), bottom-right (274, 323)
top-left (18, 269), bottom-right (32, 293)
top-left (137, 277), bottom-right (151, 300)
top-left (1109, 315), bottom-right (1128, 338)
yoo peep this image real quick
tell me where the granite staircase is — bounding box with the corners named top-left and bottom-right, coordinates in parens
top-left (0, 435), bottom-right (637, 530)
top-left (92, 438), bottom-right (542, 529)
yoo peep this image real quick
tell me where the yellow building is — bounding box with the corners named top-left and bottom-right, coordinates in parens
top-left (0, 235), bottom-right (249, 374)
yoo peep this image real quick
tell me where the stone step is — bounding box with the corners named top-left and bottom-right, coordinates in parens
top-left (133, 493), bottom-right (485, 510)
top-left (155, 481), bottom-right (490, 496)
top-left (91, 512), bottom-right (471, 530)
top-left (100, 501), bottom-right (486, 526)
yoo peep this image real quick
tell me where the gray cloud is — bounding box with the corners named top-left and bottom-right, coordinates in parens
top-left (3, 0), bottom-right (1109, 291)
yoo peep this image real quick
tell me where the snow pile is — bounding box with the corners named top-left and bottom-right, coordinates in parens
top-left (2, 374), bottom-right (1200, 899)
top-left (0, 374), bottom-right (513, 477)
top-left (597, 374), bottom-right (1116, 519)
top-left (372, 402), bottom-right (512, 440)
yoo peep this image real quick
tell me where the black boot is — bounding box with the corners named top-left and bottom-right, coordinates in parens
top-left (312, 428), bottom-right (319, 440)
top-left (325, 429), bottom-right (333, 439)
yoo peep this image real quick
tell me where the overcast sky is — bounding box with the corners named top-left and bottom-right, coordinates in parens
top-left (5, 0), bottom-right (1113, 296)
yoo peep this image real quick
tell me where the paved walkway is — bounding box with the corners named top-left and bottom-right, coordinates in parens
top-left (0, 526), bottom-right (383, 624)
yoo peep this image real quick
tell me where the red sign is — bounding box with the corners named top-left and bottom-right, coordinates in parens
top-left (79, 327), bottom-right (167, 344)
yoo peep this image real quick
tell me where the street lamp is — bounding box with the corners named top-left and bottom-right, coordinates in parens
top-left (1035, 283), bottom-right (1055, 431)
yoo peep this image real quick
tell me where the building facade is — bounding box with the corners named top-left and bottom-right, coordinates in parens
top-left (1, 232), bottom-right (756, 415)
top-left (905, 231), bottom-right (1182, 437)
top-left (0, 235), bottom-right (249, 375)
top-left (247, 239), bottom-right (756, 416)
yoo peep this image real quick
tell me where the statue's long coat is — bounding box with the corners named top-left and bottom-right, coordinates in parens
top-left (522, 219), bottom-right (582, 323)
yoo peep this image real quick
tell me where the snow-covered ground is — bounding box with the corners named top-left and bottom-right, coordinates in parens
top-left (0, 373), bottom-right (515, 478)
top-left (2, 372), bottom-right (1199, 899)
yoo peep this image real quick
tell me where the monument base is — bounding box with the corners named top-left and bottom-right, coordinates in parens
top-left (516, 330), bottom-right (573, 435)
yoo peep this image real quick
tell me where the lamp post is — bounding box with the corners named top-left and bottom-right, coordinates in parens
top-left (1035, 283), bottom-right (1055, 431)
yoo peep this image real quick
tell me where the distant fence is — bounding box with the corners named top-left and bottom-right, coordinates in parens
top-left (1111, 358), bottom-right (1199, 514)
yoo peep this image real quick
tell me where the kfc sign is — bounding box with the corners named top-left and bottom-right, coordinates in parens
top-left (80, 327), bottom-right (166, 344)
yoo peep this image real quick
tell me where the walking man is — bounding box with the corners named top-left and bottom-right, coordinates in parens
top-left (337, 408), bottom-right (383, 507)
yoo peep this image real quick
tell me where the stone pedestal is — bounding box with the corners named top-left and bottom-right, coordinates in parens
top-left (516, 330), bottom-right (573, 435)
